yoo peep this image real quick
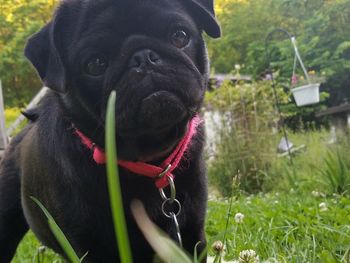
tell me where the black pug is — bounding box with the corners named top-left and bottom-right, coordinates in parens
top-left (0, 0), bottom-right (220, 262)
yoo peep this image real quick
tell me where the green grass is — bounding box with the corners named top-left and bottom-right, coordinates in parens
top-left (13, 190), bottom-right (350, 262)
top-left (206, 192), bottom-right (350, 262)
top-left (11, 232), bottom-right (63, 263)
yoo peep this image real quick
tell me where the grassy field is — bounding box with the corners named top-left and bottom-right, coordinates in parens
top-left (11, 191), bottom-right (350, 262)
top-left (207, 193), bottom-right (350, 262)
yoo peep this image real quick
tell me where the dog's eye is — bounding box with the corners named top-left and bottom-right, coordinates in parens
top-left (85, 56), bottom-right (108, 76)
top-left (170, 29), bottom-right (190, 49)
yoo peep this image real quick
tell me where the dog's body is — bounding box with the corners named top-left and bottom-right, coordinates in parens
top-left (0, 0), bottom-right (220, 262)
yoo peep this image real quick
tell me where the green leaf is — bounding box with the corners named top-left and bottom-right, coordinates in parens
top-left (131, 200), bottom-right (193, 263)
top-left (30, 197), bottom-right (81, 263)
top-left (105, 90), bottom-right (133, 263)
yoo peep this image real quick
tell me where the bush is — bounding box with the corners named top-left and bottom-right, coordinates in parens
top-left (5, 107), bottom-right (22, 128)
top-left (205, 81), bottom-right (288, 195)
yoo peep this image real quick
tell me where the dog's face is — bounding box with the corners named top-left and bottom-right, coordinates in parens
top-left (25, 0), bottom-right (220, 161)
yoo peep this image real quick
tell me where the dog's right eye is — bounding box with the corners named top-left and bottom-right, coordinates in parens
top-left (169, 28), bottom-right (190, 49)
top-left (84, 56), bottom-right (108, 76)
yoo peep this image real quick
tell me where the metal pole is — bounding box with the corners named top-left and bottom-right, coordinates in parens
top-left (265, 28), bottom-right (295, 165)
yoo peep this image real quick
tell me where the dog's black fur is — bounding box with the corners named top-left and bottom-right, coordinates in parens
top-left (0, 0), bottom-right (220, 262)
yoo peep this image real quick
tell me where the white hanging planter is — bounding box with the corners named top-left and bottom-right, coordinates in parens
top-left (291, 83), bottom-right (320, 106)
top-left (290, 37), bottom-right (320, 107)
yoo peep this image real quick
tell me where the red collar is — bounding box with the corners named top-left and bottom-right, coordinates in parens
top-left (75, 115), bottom-right (202, 188)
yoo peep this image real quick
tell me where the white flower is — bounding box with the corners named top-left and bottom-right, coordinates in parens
top-left (312, 191), bottom-right (326, 198)
top-left (311, 191), bottom-right (319, 197)
top-left (238, 249), bottom-right (260, 263)
top-left (274, 200), bottom-right (279, 204)
top-left (212, 240), bottom-right (224, 254)
top-left (37, 246), bottom-right (46, 253)
top-left (235, 64), bottom-right (241, 70)
top-left (319, 202), bottom-right (328, 212)
top-left (234, 212), bottom-right (245, 223)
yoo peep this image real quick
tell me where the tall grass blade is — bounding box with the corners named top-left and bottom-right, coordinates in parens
top-left (105, 91), bottom-right (133, 263)
top-left (31, 197), bottom-right (81, 263)
top-left (131, 200), bottom-right (193, 263)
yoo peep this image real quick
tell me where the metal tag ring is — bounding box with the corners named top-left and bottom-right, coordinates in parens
top-left (161, 198), bottom-right (181, 218)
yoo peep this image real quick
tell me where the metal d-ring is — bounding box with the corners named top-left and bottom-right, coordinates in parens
top-left (161, 198), bottom-right (182, 218)
top-left (157, 164), bottom-right (172, 179)
top-left (159, 176), bottom-right (176, 202)
top-left (158, 165), bottom-right (176, 203)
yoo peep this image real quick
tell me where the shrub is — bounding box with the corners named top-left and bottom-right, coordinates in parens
top-left (205, 81), bottom-right (288, 195)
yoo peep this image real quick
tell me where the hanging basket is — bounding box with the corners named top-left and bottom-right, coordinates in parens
top-left (291, 83), bottom-right (320, 106)
top-left (289, 37), bottom-right (321, 107)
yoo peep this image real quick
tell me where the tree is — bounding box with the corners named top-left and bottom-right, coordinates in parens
top-left (0, 0), bottom-right (58, 106)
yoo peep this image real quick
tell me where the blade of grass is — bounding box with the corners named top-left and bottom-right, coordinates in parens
top-left (31, 197), bottom-right (81, 263)
top-left (131, 200), bottom-right (193, 263)
top-left (105, 91), bottom-right (133, 263)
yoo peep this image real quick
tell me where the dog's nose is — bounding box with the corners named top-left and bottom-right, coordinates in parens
top-left (128, 49), bottom-right (161, 69)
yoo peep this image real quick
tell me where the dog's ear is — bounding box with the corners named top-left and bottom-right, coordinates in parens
top-left (25, 14), bottom-right (67, 92)
top-left (187, 0), bottom-right (221, 38)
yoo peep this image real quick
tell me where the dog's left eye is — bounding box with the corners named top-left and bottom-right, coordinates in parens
top-left (170, 29), bottom-right (190, 49)
top-left (85, 56), bottom-right (108, 76)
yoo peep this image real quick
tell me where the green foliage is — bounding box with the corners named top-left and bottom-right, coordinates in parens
top-left (31, 197), bottom-right (83, 263)
top-left (263, 130), bottom-right (350, 197)
top-left (206, 192), bottom-right (350, 262)
top-left (0, 0), bottom-right (58, 106)
top-left (210, 0), bottom-right (350, 76)
top-left (4, 107), bottom-right (22, 128)
top-left (208, 0), bottom-right (350, 113)
top-left (12, 231), bottom-right (63, 263)
top-left (319, 144), bottom-right (350, 195)
top-left (206, 81), bottom-right (289, 194)
top-left (105, 91), bottom-right (133, 263)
